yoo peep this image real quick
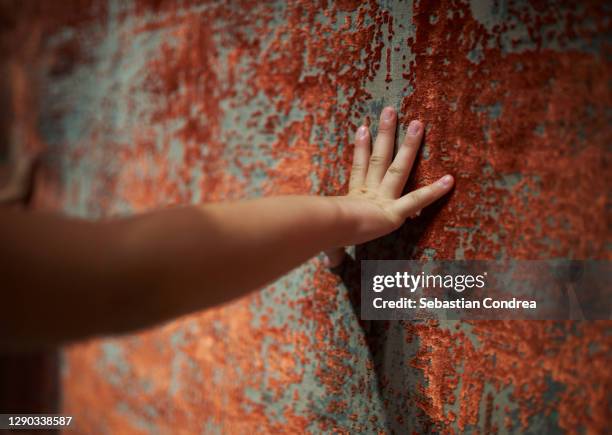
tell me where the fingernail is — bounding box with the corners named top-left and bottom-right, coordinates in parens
top-left (382, 107), bottom-right (395, 122)
top-left (357, 125), bottom-right (368, 139)
top-left (438, 174), bottom-right (454, 187)
top-left (408, 120), bottom-right (421, 136)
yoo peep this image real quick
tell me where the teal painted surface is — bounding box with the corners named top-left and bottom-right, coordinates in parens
top-left (20, 0), bottom-right (611, 433)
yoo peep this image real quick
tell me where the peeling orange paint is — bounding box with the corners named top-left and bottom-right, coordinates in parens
top-left (1, 0), bottom-right (610, 433)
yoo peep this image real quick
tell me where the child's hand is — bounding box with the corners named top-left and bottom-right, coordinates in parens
top-left (325, 107), bottom-right (454, 267)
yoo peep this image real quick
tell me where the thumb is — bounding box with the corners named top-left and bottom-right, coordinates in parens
top-left (322, 247), bottom-right (346, 268)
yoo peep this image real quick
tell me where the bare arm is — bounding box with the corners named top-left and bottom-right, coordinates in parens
top-left (1, 107), bottom-right (454, 349)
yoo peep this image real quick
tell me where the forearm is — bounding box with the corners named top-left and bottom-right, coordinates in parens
top-left (0, 196), bottom-right (361, 347)
top-left (117, 196), bottom-right (361, 323)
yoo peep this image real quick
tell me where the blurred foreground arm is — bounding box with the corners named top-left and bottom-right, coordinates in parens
top-left (0, 107), bottom-right (453, 348)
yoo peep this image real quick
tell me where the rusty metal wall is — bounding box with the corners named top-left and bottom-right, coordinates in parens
top-left (4, 0), bottom-right (610, 433)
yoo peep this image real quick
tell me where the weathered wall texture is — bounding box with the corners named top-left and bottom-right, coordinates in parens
top-left (4, 0), bottom-right (611, 433)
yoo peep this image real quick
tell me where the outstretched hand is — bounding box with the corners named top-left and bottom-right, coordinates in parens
top-left (324, 106), bottom-right (454, 267)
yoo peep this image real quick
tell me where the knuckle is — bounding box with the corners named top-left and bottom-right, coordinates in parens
top-left (403, 137), bottom-right (419, 148)
top-left (377, 125), bottom-right (394, 135)
top-left (369, 154), bottom-right (386, 166)
top-left (351, 163), bottom-right (366, 172)
top-left (387, 165), bottom-right (404, 176)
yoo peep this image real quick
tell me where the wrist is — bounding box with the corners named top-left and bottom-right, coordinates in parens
top-left (332, 195), bottom-right (377, 246)
top-left (333, 195), bottom-right (402, 246)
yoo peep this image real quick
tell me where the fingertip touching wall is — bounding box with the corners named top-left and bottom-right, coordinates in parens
top-left (4, 0), bottom-right (610, 433)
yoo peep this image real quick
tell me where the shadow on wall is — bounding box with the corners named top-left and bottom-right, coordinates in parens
top-left (336, 191), bottom-right (450, 433)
